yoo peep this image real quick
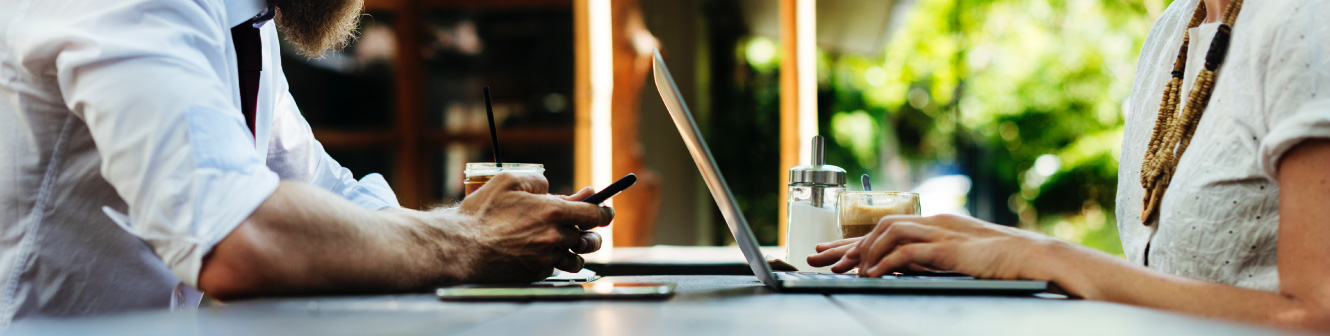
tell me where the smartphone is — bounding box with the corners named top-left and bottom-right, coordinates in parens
top-left (582, 173), bottom-right (637, 205)
top-left (436, 281), bottom-right (675, 301)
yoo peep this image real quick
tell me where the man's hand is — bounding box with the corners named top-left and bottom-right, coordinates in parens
top-left (449, 173), bottom-right (614, 283)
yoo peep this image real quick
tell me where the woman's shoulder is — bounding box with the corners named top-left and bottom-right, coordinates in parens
top-left (1236, 0), bottom-right (1330, 48)
top-left (1138, 0), bottom-right (1193, 62)
top-left (1237, 1), bottom-right (1330, 181)
top-left (1126, 0), bottom-right (1195, 115)
top-left (1233, 0), bottom-right (1330, 111)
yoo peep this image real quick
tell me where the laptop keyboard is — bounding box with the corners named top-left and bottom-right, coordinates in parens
top-left (780, 272), bottom-right (862, 280)
top-left (778, 272), bottom-right (975, 281)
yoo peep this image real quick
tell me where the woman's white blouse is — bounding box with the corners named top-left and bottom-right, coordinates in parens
top-left (0, 0), bottom-right (399, 325)
top-left (1117, 0), bottom-right (1330, 292)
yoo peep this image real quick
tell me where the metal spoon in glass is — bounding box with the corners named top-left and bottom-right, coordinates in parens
top-left (861, 174), bottom-right (873, 205)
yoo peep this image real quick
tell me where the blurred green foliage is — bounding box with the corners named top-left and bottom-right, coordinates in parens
top-left (749, 0), bottom-right (1173, 254)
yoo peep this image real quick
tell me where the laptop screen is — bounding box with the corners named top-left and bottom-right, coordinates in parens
top-left (651, 49), bottom-right (778, 287)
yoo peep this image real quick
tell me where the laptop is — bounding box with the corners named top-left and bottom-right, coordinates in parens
top-left (651, 49), bottom-right (1049, 294)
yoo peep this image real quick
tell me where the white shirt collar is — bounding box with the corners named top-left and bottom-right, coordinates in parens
top-left (224, 0), bottom-right (268, 28)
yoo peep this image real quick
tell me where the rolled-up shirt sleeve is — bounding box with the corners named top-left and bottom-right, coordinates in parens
top-left (1257, 4), bottom-right (1330, 180)
top-left (263, 33), bottom-right (399, 210)
top-left (1259, 100), bottom-right (1330, 179)
top-left (46, 0), bottom-right (279, 287)
top-left (265, 90), bottom-right (400, 210)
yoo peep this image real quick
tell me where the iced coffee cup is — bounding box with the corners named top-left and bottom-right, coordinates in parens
top-left (837, 191), bottom-right (921, 239)
top-left (463, 163), bottom-right (545, 196)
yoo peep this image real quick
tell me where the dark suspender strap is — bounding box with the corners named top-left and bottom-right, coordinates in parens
top-left (229, 7), bottom-right (274, 141)
top-left (230, 24), bottom-right (261, 140)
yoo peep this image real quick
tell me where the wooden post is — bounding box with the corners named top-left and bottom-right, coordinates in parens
top-left (608, 0), bottom-right (661, 246)
top-left (392, 0), bottom-right (426, 209)
top-left (575, 0), bottom-right (615, 249)
top-left (779, 0), bottom-right (816, 246)
top-left (574, 0), bottom-right (592, 190)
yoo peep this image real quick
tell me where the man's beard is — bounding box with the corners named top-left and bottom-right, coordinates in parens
top-left (270, 0), bottom-right (365, 58)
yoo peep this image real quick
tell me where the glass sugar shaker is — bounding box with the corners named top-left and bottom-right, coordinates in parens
top-left (785, 135), bottom-right (846, 271)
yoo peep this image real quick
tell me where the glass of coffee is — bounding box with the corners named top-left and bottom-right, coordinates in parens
top-left (837, 191), bottom-right (921, 239)
top-left (463, 163), bottom-right (545, 196)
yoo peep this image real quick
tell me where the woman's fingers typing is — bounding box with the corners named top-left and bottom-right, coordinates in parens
top-left (864, 243), bottom-right (944, 277)
top-left (815, 237), bottom-right (860, 253)
top-left (829, 244), bottom-right (861, 273)
top-left (808, 241), bottom-right (856, 267)
top-left (854, 216), bottom-right (900, 271)
top-left (858, 219), bottom-right (936, 273)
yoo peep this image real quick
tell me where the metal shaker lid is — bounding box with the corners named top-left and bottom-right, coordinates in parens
top-left (789, 136), bottom-right (846, 186)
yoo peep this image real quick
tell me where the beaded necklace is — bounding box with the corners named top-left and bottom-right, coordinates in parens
top-left (1139, 0), bottom-right (1245, 224)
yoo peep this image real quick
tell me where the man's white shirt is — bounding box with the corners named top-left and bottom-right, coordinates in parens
top-left (0, 0), bottom-right (399, 326)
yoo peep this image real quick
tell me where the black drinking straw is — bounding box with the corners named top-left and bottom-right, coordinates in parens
top-left (482, 87), bottom-right (503, 167)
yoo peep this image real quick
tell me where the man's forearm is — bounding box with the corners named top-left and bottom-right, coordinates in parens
top-left (198, 181), bottom-right (474, 299)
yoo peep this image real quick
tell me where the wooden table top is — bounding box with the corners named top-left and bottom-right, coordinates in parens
top-left (8, 275), bottom-right (1291, 336)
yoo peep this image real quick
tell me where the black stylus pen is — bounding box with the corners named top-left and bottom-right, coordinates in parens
top-left (583, 173), bottom-right (637, 205)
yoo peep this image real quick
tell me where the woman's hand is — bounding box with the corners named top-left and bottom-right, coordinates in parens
top-left (807, 214), bottom-right (1061, 280)
top-left (806, 237), bottom-right (862, 271)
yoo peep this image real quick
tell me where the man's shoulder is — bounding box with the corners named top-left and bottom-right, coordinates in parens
top-left (12, 0), bottom-right (228, 28)
top-left (4, 0), bottom-right (231, 53)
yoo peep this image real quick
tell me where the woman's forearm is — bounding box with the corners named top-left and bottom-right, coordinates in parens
top-left (1043, 241), bottom-right (1327, 330)
top-left (1048, 141), bottom-right (1330, 332)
